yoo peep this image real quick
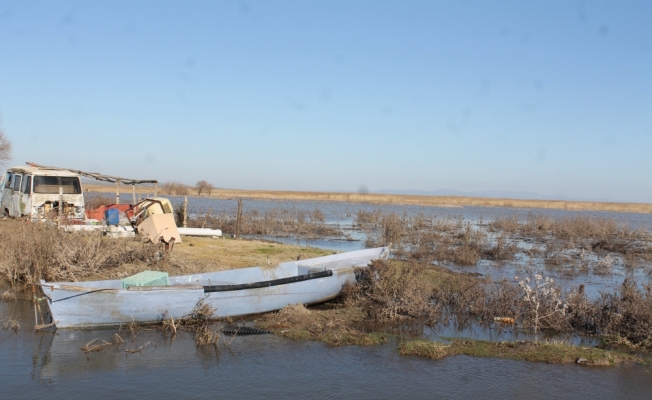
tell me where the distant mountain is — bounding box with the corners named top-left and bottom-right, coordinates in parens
top-left (375, 189), bottom-right (612, 202)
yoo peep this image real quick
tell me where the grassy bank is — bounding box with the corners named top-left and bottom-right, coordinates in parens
top-left (0, 219), bottom-right (331, 284)
top-left (398, 339), bottom-right (640, 365)
top-left (85, 184), bottom-right (652, 214)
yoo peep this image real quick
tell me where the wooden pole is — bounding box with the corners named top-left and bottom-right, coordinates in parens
top-left (182, 195), bottom-right (188, 228)
top-left (235, 199), bottom-right (243, 239)
top-left (115, 181), bottom-right (120, 204)
top-left (132, 184), bottom-right (136, 205)
top-left (58, 186), bottom-right (63, 228)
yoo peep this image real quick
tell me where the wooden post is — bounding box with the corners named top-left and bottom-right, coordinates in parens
top-left (58, 186), bottom-right (63, 228)
top-left (235, 199), bottom-right (243, 239)
top-left (182, 195), bottom-right (188, 228)
top-left (115, 181), bottom-right (120, 204)
top-left (132, 184), bottom-right (136, 205)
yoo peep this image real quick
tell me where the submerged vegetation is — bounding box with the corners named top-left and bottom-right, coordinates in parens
top-left (345, 259), bottom-right (652, 350)
top-left (187, 206), bottom-right (342, 239)
top-left (2, 200), bottom-right (651, 364)
top-left (356, 210), bottom-right (652, 277)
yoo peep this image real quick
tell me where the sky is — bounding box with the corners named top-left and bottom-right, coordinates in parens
top-left (0, 1), bottom-right (650, 202)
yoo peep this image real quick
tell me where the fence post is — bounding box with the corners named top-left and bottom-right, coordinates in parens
top-left (58, 186), bottom-right (63, 228)
top-left (235, 199), bottom-right (243, 239)
top-left (183, 195), bottom-right (188, 228)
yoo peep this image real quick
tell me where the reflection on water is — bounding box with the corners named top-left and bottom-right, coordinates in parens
top-left (2, 295), bottom-right (652, 398)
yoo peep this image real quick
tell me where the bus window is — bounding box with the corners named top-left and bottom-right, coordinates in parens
top-left (21, 176), bottom-right (32, 194)
top-left (12, 175), bottom-right (22, 191)
top-left (33, 176), bottom-right (82, 194)
top-left (5, 172), bottom-right (13, 189)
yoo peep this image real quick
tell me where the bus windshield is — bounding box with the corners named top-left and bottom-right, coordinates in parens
top-left (33, 176), bottom-right (82, 194)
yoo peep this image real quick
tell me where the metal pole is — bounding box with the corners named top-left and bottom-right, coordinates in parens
top-left (132, 184), bottom-right (136, 205)
top-left (154, 182), bottom-right (158, 197)
top-left (115, 181), bottom-right (120, 204)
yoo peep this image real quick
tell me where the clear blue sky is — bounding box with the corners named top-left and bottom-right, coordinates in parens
top-left (1, 1), bottom-right (650, 202)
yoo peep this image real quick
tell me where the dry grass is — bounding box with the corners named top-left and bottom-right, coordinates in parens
top-left (85, 185), bottom-right (652, 213)
top-left (0, 220), bottom-right (163, 284)
top-left (0, 219), bottom-right (334, 284)
top-left (171, 236), bottom-right (332, 273)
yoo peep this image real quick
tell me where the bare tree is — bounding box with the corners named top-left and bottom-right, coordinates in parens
top-left (0, 115), bottom-right (12, 166)
top-left (195, 180), bottom-right (209, 195)
top-left (206, 183), bottom-right (214, 196)
top-left (161, 181), bottom-right (189, 196)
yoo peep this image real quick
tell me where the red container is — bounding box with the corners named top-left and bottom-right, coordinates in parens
top-left (85, 204), bottom-right (135, 221)
top-left (85, 205), bottom-right (107, 221)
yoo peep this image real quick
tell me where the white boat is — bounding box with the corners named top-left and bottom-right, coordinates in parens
top-left (38, 247), bottom-right (389, 329)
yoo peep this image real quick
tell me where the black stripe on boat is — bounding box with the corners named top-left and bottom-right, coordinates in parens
top-left (203, 270), bottom-right (333, 293)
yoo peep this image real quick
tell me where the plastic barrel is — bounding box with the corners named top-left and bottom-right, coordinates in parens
top-left (105, 208), bottom-right (120, 226)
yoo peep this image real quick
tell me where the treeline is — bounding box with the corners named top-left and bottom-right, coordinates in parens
top-left (160, 180), bottom-right (215, 196)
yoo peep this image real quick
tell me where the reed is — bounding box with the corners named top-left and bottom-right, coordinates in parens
top-left (85, 185), bottom-right (652, 214)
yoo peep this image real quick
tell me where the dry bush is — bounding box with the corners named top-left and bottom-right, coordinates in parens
top-left (0, 220), bottom-right (164, 284)
top-left (482, 234), bottom-right (518, 261)
top-left (175, 298), bottom-right (220, 345)
top-left (489, 215), bottom-right (520, 234)
top-left (352, 260), bottom-right (440, 323)
top-left (592, 280), bottom-right (652, 347)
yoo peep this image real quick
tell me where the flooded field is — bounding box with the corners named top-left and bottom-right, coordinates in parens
top-left (3, 196), bottom-right (652, 397)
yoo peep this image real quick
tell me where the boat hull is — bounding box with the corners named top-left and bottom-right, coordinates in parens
top-left (41, 247), bottom-right (388, 328)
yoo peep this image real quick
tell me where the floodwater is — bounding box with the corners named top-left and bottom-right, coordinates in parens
top-left (7, 196), bottom-right (652, 397)
top-left (2, 294), bottom-right (652, 399)
top-left (164, 195), bottom-right (652, 297)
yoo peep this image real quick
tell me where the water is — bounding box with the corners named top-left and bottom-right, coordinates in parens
top-left (14, 196), bottom-right (652, 396)
top-left (2, 297), bottom-right (652, 399)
